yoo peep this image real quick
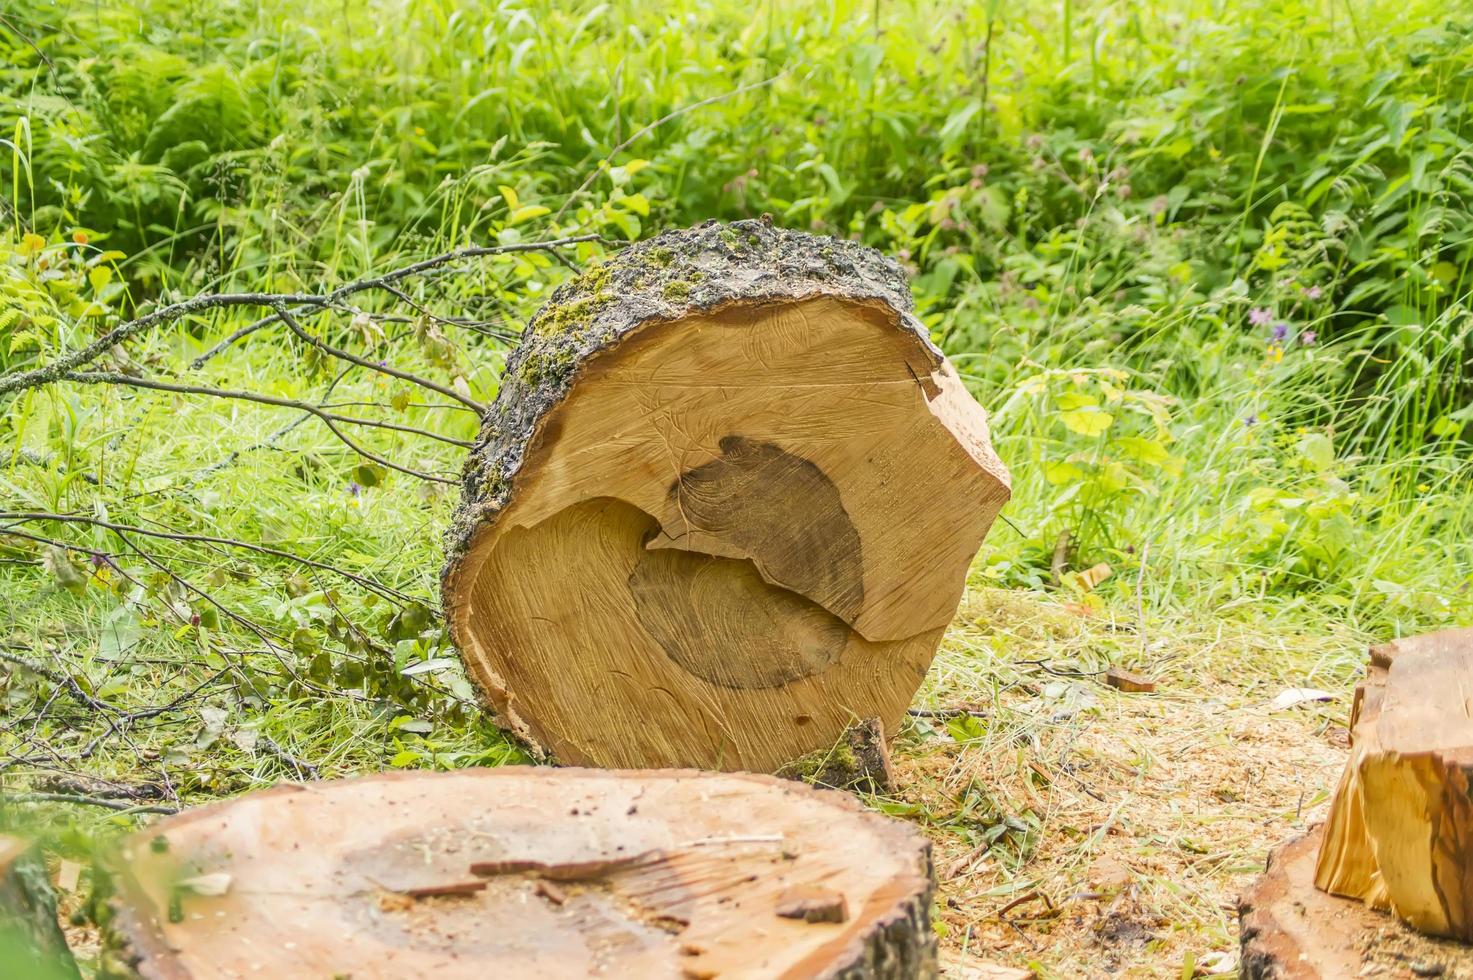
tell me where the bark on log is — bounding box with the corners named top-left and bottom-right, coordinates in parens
top-left (1241, 828), bottom-right (1473, 979)
top-left (1314, 627), bottom-right (1473, 940)
top-left (441, 220), bottom-right (1010, 771)
top-left (0, 834), bottom-right (79, 979)
top-left (102, 768), bottom-right (939, 979)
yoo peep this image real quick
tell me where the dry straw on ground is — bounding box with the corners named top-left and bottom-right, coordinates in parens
top-left (911, 589), bottom-right (1363, 978)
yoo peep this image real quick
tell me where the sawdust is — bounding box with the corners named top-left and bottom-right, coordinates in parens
top-left (913, 588), bottom-right (1365, 978)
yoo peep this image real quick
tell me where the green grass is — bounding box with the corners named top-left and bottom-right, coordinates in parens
top-left (0, 0), bottom-right (1471, 974)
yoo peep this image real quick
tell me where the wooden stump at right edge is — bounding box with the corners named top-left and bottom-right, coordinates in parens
top-left (1314, 627), bottom-right (1473, 939)
top-left (1240, 828), bottom-right (1473, 979)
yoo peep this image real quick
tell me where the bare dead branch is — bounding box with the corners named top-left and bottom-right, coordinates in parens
top-left (0, 236), bottom-right (602, 398)
top-left (61, 371), bottom-right (458, 484)
top-left (272, 304), bottom-right (484, 415)
top-left (0, 512), bottom-right (420, 605)
top-left (188, 235), bottom-right (602, 368)
top-left (2, 791), bottom-right (180, 815)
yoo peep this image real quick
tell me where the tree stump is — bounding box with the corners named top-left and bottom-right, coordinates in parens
top-left (0, 834), bottom-right (78, 979)
top-left (1240, 828), bottom-right (1473, 979)
top-left (1314, 627), bottom-right (1473, 940)
top-left (442, 220), bottom-right (1010, 770)
top-left (103, 768), bottom-right (939, 978)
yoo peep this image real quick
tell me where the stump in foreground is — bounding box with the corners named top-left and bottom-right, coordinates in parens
top-left (1314, 627), bottom-right (1473, 940)
top-left (104, 768), bottom-right (939, 978)
top-left (442, 221), bottom-right (1010, 770)
top-left (0, 835), bottom-right (77, 979)
top-left (1240, 829), bottom-right (1473, 979)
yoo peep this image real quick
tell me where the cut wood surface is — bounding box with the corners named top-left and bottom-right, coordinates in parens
top-left (1241, 828), bottom-right (1473, 979)
top-left (104, 767), bottom-right (941, 979)
top-left (1314, 626), bottom-right (1473, 940)
top-left (442, 220), bottom-right (1010, 770)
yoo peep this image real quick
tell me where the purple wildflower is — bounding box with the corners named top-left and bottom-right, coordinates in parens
top-left (347, 482), bottom-right (362, 497)
top-left (1249, 307), bottom-right (1272, 327)
top-left (1305, 286), bottom-right (1322, 300)
top-left (1243, 414), bottom-right (1259, 427)
top-left (1300, 330), bottom-right (1317, 346)
top-left (1271, 323), bottom-right (1290, 343)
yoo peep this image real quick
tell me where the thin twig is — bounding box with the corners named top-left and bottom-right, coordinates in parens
top-left (272, 304), bottom-right (483, 414)
top-left (188, 236), bottom-right (602, 368)
top-left (1135, 539), bottom-right (1151, 658)
top-left (0, 512), bottom-right (419, 605)
top-left (2, 791), bottom-right (179, 815)
top-left (61, 372), bottom-right (456, 483)
top-left (0, 237), bottom-right (601, 398)
top-left (906, 707), bottom-right (989, 719)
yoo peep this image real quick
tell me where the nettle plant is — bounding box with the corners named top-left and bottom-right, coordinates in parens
top-left (1, 232), bottom-right (129, 373)
top-left (991, 367), bottom-right (1180, 588)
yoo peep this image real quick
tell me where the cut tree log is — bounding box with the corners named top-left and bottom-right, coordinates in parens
top-left (1240, 828), bottom-right (1473, 979)
top-left (102, 767), bottom-right (940, 978)
top-left (0, 834), bottom-right (79, 979)
top-left (442, 220), bottom-right (1010, 770)
top-left (1313, 626), bottom-right (1473, 940)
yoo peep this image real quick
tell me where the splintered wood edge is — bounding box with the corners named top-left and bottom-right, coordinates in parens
top-left (1314, 626), bottom-right (1473, 938)
top-left (103, 768), bottom-right (941, 980)
top-left (1242, 829), bottom-right (1473, 980)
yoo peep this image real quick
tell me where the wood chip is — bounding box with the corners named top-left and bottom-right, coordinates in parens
top-left (533, 879), bottom-right (567, 906)
top-left (56, 859), bottom-right (82, 892)
top-left (775, 884), bottom-right (848, 923)
top-left (1104, 667), bottom-right (1156, 693)
top-left (1086, 854), bottom-right (1132, 892)
top-left (470, 850), bottom-right (661, 881)
top-left (939, 952), bottom-right (1036, 979)
top-left (1267, 686), bottom-right (1334, 711)
top-left (403, 880), bottom-right (487, 899)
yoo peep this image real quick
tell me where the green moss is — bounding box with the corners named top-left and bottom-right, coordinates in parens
top-left (515, 344), bottom-right (576, 388)
top-left (719, 227), bottom-right (743, 249)
top-left (478, 466), bottom-right (509, 501)
top-left (535, 296), bottom-right (589, 335)
top-left (649, 246), bottom-right (674, 266)
top-left (576, 261), bottom-right (613, 294)
top-left (779, 741), bottom-right (857, 784)
top-left (662, 280), bottom-right (691, 301)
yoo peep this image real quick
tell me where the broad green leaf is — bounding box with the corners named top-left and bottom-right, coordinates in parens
top-left (509, 204), bottom-right (550, 225)
top-left (1298, 432), bottom-right (1335, 471)
top-left (1059, 408), bottom-right (1114, 437)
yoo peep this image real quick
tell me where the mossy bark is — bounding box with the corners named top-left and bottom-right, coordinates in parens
top-left (442, 219), bottom-right (936, 577)
top-left (778, 718), bottom-right (897, 795)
